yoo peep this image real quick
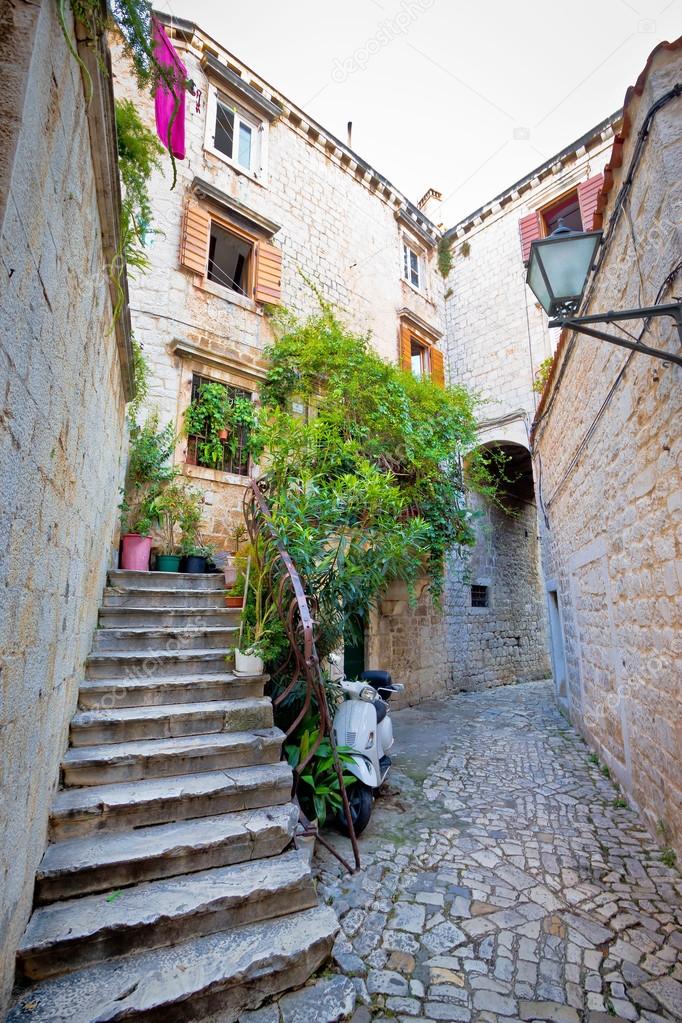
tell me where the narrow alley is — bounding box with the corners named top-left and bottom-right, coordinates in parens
top-left (305, 681), bottom-right (682, 1023)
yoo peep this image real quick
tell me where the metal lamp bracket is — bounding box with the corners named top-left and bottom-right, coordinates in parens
top-left (549, 302), bottom-right (682, 367)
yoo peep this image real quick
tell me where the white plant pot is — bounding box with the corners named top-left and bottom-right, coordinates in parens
top-left (235, 649), bottom-right (264, 676)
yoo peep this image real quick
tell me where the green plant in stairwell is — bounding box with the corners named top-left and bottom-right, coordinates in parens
top-left (588, 752), bottom-right (599, 766)
top-left (149, 480), bottom-right (204, 556)
top-left (600, 763), bottom-right (611, 779)
top-left (460, 240), bottom-right (470, 258)
top-left (127, 337), bottom-right (150, 426)
top-left (613, 796), bottom-right (628, 809)
top-left (284, 728), bottom-right (356, 825)
top-left (533, 355), bottom-right (554, 394)
top-left (119, 410), bottom-right (177, 534)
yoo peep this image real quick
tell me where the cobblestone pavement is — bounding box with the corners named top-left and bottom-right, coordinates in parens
top-left (313, 679), bottom-right (682, 1023)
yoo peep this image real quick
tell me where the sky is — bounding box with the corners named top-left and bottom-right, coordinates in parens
top-left (155, 0), bottom-right (681, 226)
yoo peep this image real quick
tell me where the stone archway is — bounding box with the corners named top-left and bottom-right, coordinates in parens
top-left (444, 438), bottom-right (551, 691)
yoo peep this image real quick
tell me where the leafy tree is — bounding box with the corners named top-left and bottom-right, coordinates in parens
top-left (253, 301), bottom-right (503, 679)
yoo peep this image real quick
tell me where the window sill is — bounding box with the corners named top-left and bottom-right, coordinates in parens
top-left (401, 277), bottom-right (433, 304)
top-left (198, 277), bottom-right (258, 312)
top-left (183, 462), bottom-right (252, 487)
top-left (204, 145), bottom-right (266, 188)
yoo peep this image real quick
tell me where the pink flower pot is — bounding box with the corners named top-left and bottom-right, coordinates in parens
top-left (120, 534), bottom-right (152, 571)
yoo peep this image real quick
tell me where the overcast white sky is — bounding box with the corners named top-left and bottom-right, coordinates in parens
top-left (157, 0), bottom-right (680, 226)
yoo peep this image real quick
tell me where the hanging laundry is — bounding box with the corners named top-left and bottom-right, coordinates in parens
top-left (152, 18), bottom-right (186, 160)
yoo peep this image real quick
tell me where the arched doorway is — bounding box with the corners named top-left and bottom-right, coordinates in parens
top-left (445, 439), bottom-right (551, 690)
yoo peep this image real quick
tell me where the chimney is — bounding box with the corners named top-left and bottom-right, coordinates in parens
top-left (417, 187), bottom-right (443, 225)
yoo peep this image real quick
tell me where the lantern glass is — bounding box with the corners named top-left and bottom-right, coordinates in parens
top-left (527, 229), bottom-right (602, 316)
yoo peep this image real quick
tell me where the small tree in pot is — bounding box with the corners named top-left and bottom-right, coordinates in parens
top-left (119, 412), bottom-right (177, 570)
top-left (149, 481), bottom-right (204, 572)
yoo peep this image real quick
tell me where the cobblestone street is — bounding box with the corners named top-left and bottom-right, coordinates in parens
top-left (312, 680), bottom-right (682, 1023)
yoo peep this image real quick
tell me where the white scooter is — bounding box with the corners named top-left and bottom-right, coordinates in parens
top-left (332, 670), bottom-right (404, 835)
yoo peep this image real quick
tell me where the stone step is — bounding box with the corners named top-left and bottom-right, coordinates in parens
top-left (108, 569), bottom-right (225, 591)
top-left (36, 804), bottom-right (299, 902)
top-left (70, 698), bottom-right (273, 746)
top-left (85, 647), bottom-right (232, 679)
top-left (8, 905), bottom-right (339, 1023)
top-left (92, 625), bottom-right (237, 653)
top-left (78, 672), bottom-right (266, 710)
top-left (62, 728), bottom-right (285, 786)
top-left (99, 605), bottom-right (239, 628)
top-left (49, 761), bottom-right (293, 840)
top-left (17, 850), bottom-right (316, 981)
top-left (103, 585), bottom-right (226, 609)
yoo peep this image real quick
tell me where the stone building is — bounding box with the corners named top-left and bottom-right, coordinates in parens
top-left (531, 40), bottom-right (682, 860)
top-left (440, 113), bottom-right (621, 691)
top-left (0, 0), bottom-right (133, 1010)
top-left (112, 14), bottom-right (450, 702)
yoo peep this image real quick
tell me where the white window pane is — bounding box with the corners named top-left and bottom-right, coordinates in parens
top-left (409, 249), bottom-right (420, 287)
top-left (238, 122), bottom-right (253, 169)
top-left (215, 100), bottom-right (234, 158)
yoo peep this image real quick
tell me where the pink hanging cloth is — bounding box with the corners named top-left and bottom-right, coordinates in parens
top-left (152, 18), bottom-right (186, 160)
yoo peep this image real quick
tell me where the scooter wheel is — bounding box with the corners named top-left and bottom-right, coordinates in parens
top-left (338, 782), bottom-right (373, 837)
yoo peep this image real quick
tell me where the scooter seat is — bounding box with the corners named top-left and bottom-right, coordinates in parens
top-left (361, 669), bottom-right (392, 688)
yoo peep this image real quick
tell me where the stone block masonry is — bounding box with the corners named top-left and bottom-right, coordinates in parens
top-left (0, 1), bottom-right (131, 1011)
top-left (532, 43), bottom-right (682, 861)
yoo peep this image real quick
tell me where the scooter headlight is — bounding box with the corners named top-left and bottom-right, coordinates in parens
top-left (360, 686), bottom-right (377, 702)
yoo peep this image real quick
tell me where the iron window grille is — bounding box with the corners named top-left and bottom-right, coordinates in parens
top-left (471, 585), bottom-right (489, 608)
top-left (186, 373), bottom-right (252, 477)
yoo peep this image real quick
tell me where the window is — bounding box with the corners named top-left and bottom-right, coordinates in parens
top-left (207, 221), bottom-right (253, 295)
top-left (210, 91), bottom-right (261, 175)
top-left (541, 190), bottom-right (583, 236)
top-left (410, 336), bottom-right (431, 380)
top-left (186, 374), bottom-right (253, 476)
top-left (403, 242), bottom-right (421, 289)
top-left (471, 585), bottom-right (489, 608)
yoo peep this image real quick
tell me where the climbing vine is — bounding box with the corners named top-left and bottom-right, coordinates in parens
top-left (437, 236), bottom-right (453, 278)
top-left (115, 98), bottom-right (163, 275)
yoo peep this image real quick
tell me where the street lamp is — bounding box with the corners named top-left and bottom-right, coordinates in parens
top-left (526, 220), bottom-right (682, 366)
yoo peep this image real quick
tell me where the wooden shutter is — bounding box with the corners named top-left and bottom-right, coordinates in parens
top-left (399, 322), bottom-right (412, 371)
top-left (519, 211), bottom-right (542, 263)
top-left (254, 242), bottom-right (282, 304)
top-left (180, 201), bottom-right (210, 275)
top-left (577, 174), bottom-right (604, 231)
top-left (430, 347), bottom-right (445, 388)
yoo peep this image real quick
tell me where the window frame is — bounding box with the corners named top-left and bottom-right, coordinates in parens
top-left (409, 333), bottom-right (431, 380)
top-left (402, 240), bottom-right (422, 291)
top-left (470, 584), bottom-right (490, 609)
top-left (205, 86), bottom-right (267, 182)
top-left (185, 372), bottom-right (255, 479)
top-left (540, 187), bottom-right (583, 237)
top-left (201, 214), bottom-right (256, 303)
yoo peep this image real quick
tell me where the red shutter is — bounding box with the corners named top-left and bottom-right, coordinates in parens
top-left (577, 174), bottom-right (604, 231)
top-left (519, 212), bottom-right (541, 263)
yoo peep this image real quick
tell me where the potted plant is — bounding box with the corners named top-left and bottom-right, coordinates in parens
top-left (119, 413), bottom-right (177, 570)
top-left (183, 383), bottom-right (258, 469)
top-left (234, 545), bottom-right (283, 675)
top-left (224, 575), bottom-right (244, 608)
top-left (149, 481), bottom-right (204, 572)
top-left (181, 541), bottom-right (215, 574)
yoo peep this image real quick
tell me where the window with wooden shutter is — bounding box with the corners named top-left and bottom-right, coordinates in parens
top-left (254, 241), bottom-right (282, 304)
top-left (399, 322), bottom-right (412, 372)
top-left (577, 174), bottom-right (604, 232)
top-left (180, 201), bottom-right (211, 275)
top-left (519, 211), bottom-right (541, 263)
top-left (430, 347), bottom-right (445, 388)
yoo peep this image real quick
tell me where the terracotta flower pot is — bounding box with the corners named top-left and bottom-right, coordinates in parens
top-left (218, 429), bottom-right (228, 440)
top-left (120, 534), bottom-right (152, 571)
top-left (224, 595), bottom-right (244, 608)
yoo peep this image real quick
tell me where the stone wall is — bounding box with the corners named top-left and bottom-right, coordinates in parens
top-left (532, 44), bottom-right (682, 859)
top-left (440, 116), bottom-right (618, 694)
top-left (0, 2), bottom-right (131, 1010)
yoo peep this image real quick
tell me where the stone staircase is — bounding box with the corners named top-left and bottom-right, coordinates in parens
top-left (9, 570), bottom-right (337, 1022)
